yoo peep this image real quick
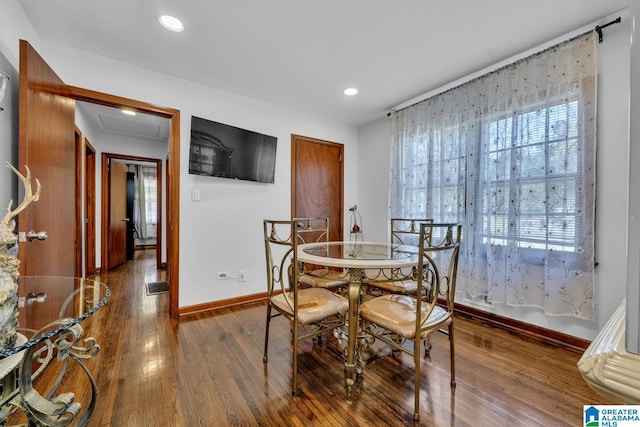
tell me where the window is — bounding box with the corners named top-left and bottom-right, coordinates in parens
top-left (389, 32), bottom-right (596, 319)
top-left (481, 99), bottom-right (582, 254)
top-left (141, 166), bottom-right (157, 238)
top-left (131, 164), bottom-right (158, 240)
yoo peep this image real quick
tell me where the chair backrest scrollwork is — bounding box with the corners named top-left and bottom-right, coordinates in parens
top-left (263, 217), bottom-right (333, 311)
top-left (263, 219), bottom-right (297, 306)
top-left (417, 223), bottom-right (462, 327)
top-left (294, 217), bottom-right (329, 245)
top-left (390, 218), bottom-right (434, 247)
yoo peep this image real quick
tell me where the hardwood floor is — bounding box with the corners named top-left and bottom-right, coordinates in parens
top-left (28, 249), bottom-right (609, 426)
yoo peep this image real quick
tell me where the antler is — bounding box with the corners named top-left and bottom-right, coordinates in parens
top-left (1, 162), bottom-right (41, 225)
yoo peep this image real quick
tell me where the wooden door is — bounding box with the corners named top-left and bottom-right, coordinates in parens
top-left (126, 172), bottom-right (135, 261)
top-left (18, 40), bottom-right (76, 277)
top-left (108, 159), bottom-right (127, 269)
top-left (85, 139), bottom-right (97, 275)
top-left (291, 135), bottom-right (344, 242)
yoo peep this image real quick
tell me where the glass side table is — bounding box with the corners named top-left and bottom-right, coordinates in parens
top-left (0, 276), bottom-right (110, 426)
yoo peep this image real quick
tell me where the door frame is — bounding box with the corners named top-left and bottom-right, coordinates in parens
top-left (74, 126), bottom-right (83, 277)
top-left (69, 86), bottom-right (180, 317)
top-left (101, 153), bottom-right (162, 271)
top-left (84, 138), bottom-right (97, 275)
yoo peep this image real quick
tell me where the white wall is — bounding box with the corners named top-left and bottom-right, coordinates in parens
top-left (627, 0), bottom-right (640, 353)
top-left (29, 43), bottom-right (358, 308)
top-left (0, 49), bottom-right (18, 211)
top-left (0, 1), bottom-right (38, 68)
top-left (357, 118), bottom-right (391, 244)
top-left (358, 14), bottom-right (632, 341)
top-left (0, 0), bottom-right (358, 309)
top-left (2, 0), bottom-right (632, 340)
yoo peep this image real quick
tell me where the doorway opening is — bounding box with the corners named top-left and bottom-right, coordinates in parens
top-left (69, 86), bottom-right (181, 317)
top-left (101, 153), bottom-right (163, 271)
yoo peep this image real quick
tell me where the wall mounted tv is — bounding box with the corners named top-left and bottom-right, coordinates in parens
top-left (189, 116), bottom-right (277, 183)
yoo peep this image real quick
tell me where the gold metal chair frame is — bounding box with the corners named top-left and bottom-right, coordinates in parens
top-left (262, 219), bottom-right (348, 396)
top-left (359, 223), bottom-right (461, 421)
top-left (390, 218), bottom-right (434, 246)
top-left (295, 217), bottom-right (349, 290)
top-left (364, 218), bottom-right (434, 295)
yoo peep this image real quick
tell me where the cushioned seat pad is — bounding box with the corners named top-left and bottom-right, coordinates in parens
top-left (299, 270), bottom-right (349, 288)
top-left (360, 294), bottom-right (451, 339)
top-left (364, 279), bottom-right (417, 294)
top-left (272, 287), bottom-right (348, 324)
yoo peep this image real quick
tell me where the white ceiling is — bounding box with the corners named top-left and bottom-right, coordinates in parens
top-left (76, 101), bottom-right (170, 142)
top-left (18, 0), bottom-right (631, 130)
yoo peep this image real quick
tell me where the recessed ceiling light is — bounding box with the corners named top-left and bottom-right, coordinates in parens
top-left (159, 15), bottom-right (184, 32)
top-left (122, 109), bottom-right (137, 116)
top-left (344, 88), bottom-right (358, 96)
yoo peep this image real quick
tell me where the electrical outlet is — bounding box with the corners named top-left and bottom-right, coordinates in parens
top-left (238, 270), bottom-right (246, 282)
top-left (217, 272), bottom-right (228, 280)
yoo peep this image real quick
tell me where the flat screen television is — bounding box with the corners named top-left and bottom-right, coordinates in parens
top-left (188, 116), bottom-right (277, 183)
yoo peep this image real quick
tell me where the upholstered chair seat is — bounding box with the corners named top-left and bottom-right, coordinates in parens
top-left (365, 218), bottom-right (432, 296)
top-left (359, 294), bottom-right (449, 339)
top-left (299, 268), bottom-right (349, 289)
top-left (271, 287), bottom-right (348, 324)
top-left (363, 279), bottom-right (418, 295)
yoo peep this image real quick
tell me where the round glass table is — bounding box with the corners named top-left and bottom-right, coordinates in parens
top-left (298, 242), bottom-right (419, 392)
top-left (0, 276), bottom-right (110, 426)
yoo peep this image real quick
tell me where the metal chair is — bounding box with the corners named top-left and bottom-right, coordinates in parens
top-left (262, 219), bottom-right (348, 396)
top-left (365, 218), bottom-right (434, 295)
top-left (359, 223), bottom-right (461, 421)
top-left (294, 217), bottom-right (349, 290)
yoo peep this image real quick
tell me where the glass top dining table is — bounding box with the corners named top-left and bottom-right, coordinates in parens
top-left (297, 241), bottom-right (420, 392)
top-left (0, 276), bottom-right (110, 426)
top-left (0, 276), bottom-right (111, 360)
top-left (300, 241), bottom-right (419, 267)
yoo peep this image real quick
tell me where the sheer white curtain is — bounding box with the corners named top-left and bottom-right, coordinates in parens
top-left (140, 166), bottom-right (157, 239)
top-left (389, 32), bottom-right (597, 319)
top-left (130, 165), bottom-right (157, 240)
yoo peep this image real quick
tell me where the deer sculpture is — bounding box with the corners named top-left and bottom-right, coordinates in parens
top-left (0, 162), bottom-right (40, 350)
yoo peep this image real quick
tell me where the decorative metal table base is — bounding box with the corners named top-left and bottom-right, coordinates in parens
top-left (334, 324), bottom-right (376, 375)
top-left (0, 322), bottom-right (101, 426)
top-left (297, 242), bottom-right (420, 394)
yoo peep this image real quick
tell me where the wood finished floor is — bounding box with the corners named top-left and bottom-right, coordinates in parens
top-left (25, 249), bottom-right (610, 426)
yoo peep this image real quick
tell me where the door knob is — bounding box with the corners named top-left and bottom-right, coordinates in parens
top-left (27, 292), bottom-right (47, 304)
top-left (27, 230), bottom-right (48, 241)
top-left (121, 218), bottom-right (130, 222)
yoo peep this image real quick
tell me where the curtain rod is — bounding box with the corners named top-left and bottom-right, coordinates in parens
top-left (596, 17), bottom-right (622, 43)
top-left (389, 8), bottom-right (629, 115)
